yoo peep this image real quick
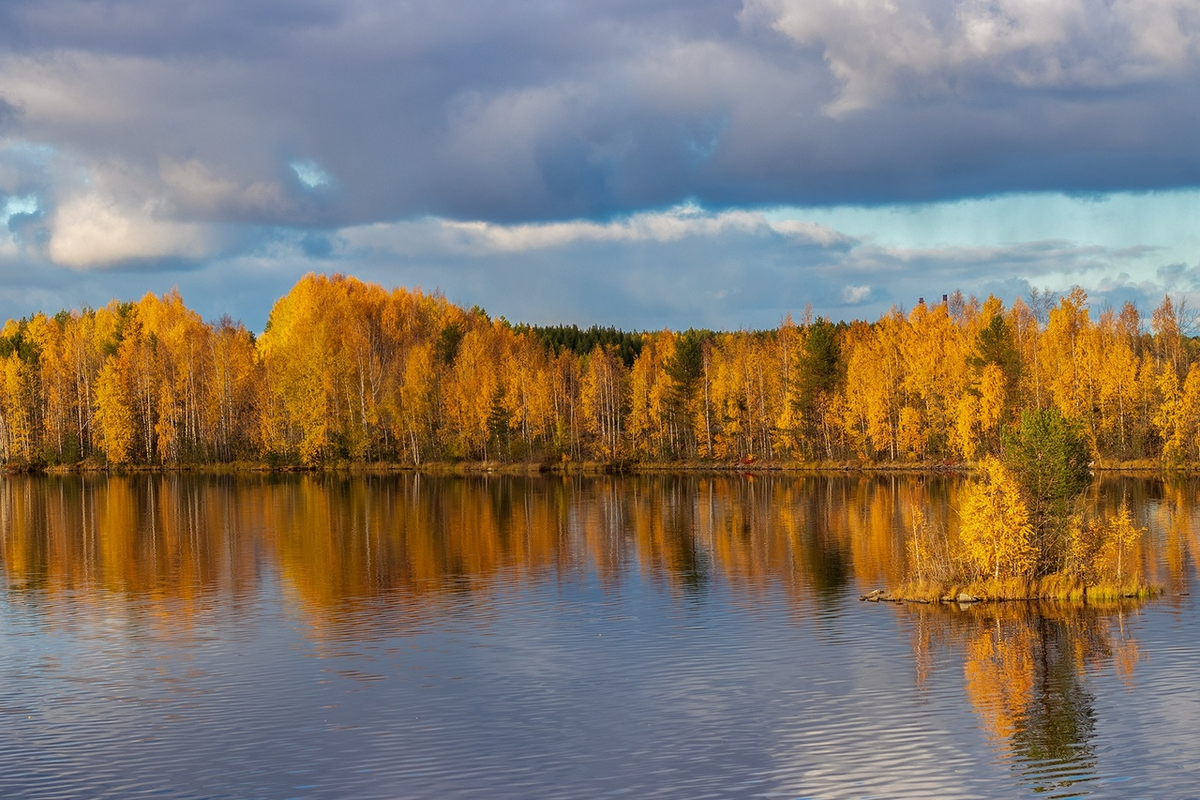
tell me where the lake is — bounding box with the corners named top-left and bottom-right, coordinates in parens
top-left (0, 473), bottom-right (1196, 798)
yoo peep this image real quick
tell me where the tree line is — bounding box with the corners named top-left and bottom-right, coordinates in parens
top-left (0, 273), bottom-right (1197, 468)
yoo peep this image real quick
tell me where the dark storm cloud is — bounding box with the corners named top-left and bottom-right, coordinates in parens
top-left (1, 0), bottom-right (1198, 243)
top-left (0, 0), bottom-right (1197, 334)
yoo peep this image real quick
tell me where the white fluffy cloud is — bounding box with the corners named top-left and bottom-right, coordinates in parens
top-left (47, 192), bottom-right (211, 267)
top-left (439, 206), bottom-right (848, 253)
top-left (745, 0), bottom-right (1200, 113)
top-left (339, 205), bottom-right (850, 257)
top-left (841, 284), bottom-right (872, 304)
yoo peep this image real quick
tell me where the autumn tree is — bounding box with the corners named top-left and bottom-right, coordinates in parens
top-left (207, 315), bottom-right (262, 461)
top-left (842, 311), bottom-right (905, 459)
top-left (0, 319), bottom-right (42, 463)
top-left (443, 324), bottom-right (502, 459)
top-left (898, 301), bottom-right (969, 461)
top-left (581, 345), bottom-right (626, 459)
top-left (257, 276), bottom-right (335, 463)
top-left (772, 315), bottom-right (803, 457)
top-left (547, 350), bottom-right (583, 460)
top-left (1066, 500), bottom-right (1146, 586)
top-left (1154, 362), bottom-right (1200, 463)
top-left (3, 271), bottom-right (1200, 473)
top-left (1091, 308), bottom-right (1143, 459)
top-left (958, 457), bottom-right (1037, 580)
top-left (627, 332), bottom-right (673, 459)
top-left (1001, 407), bottom-right (1091, 575)
top-left (1151, 294), bottom-right (1187, 379)
top-left (1101, 501), bottom-right (1144, 584)
top-left (93, 354), bottom-right (135, 464)
top-left (964, 307), bottom-right (1021, 456)
top-left (258, 274), bottom-right (407, 463)
top-left (27, 313), bottom-right (72, 462)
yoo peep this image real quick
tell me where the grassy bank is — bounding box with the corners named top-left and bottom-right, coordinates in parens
top-left (17, 455), bottom-right (1200, 476)
top-left (866, 575), bottom-right (1161, 605)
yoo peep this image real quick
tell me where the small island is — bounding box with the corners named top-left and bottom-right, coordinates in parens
top-left (864, 407), bottom-right (1159, 604)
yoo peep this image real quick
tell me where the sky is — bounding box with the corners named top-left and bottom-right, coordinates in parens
top-left (1, 0), bottom-right (1199, 332)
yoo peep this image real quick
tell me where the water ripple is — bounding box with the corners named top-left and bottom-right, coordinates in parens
top-left (0, 475), bottom-right (1197, 797)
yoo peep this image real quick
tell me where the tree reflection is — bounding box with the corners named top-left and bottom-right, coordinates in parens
top-left (908, 601), bottom-right (1142, 795)
top-left (0, 473), bottom-right (919, 623)
top-left (0, 472), bottom-right (1163, 672)
top-left (1012, 613), bottom-right (1099, 787)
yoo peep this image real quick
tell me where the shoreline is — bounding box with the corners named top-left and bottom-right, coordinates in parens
top-left (11, 458), bottom-right (1194, 477)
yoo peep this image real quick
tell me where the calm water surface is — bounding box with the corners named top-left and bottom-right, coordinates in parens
top-left (0, 473), bottom-right (1197, 798)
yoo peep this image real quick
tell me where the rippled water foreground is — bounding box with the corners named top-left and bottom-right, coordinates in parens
top-left (0, 473), bottom-right (1197, 798)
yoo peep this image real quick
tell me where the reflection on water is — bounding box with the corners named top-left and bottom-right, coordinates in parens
top-left (906, 601), bottom-right (1146, 797)
top-left (1, 473), bottom-right (944, 624)
top-left (0, 473), bottom-right (1197, 798)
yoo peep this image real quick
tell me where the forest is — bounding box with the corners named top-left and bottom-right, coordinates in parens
top-left (0, 272), bottom-right (1197, 470)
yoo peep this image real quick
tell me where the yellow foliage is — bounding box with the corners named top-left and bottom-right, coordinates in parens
top-left (0, 355), bottom-right (34, 460)
top-left (397, 341), bottom-right (437, 464)
top-left (958, 457), bottom-right (1036, 580)
top-left (93, 358), bottom-right (135, 464)
top-left (1065, 501), bottom-right (1146, 585)
top-left (443, 327), bottom-right (500, 459)
top-left (897, 406), bottom-right (924, 460)
top-left (581, 346), bottom-right (625, 459)
top-left (1100, 502), bottom-right (1144, 583)
top-left (0, 274), bottom-right (1196, 469)
top-left (626, 332), bottom-right (666, 458)
top-left (952, 393), bottom-right (979, 460)
top-left (977, 363), bottom-right (1006, 436)
top-left (963, 621), bottom-right (1036, 743)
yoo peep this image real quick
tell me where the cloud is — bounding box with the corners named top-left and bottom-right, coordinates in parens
top-left (841, 285), bottom-right (871, 304)
top-left (745, 0), bottom-right (1200, 114)
top-left (314, 199), bottom-right (1197, 332)
top-left (0, 0), bottom-right (1197, 330)
top-left (159, 158), bottom-right (290, 219)
top-left (338, 205), bottom-right (850, 259)
top-left (0, 0), bottom-right (1195, 232)
top-left (0, 96), bottom-right (16, 130)
top-left (444, 205), bottom-right (848, 253)
top-left (0, 192), bottom-right (1192, 336)
top-left (47, 192), bottom-right (211, 268)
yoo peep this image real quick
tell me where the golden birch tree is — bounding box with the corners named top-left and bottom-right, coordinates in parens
top-left (959, 456), bottom-right (1037, 581)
